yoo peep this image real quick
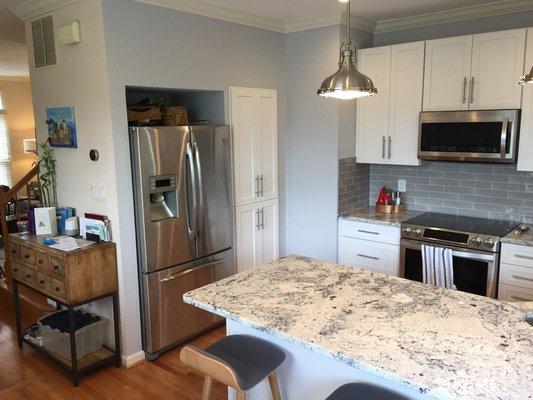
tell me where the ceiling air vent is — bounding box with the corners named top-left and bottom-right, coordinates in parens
top-left (31, 15), bottom-right (57, 68)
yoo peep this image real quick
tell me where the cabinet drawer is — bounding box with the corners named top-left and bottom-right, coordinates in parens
top-left (339, 219), bottom-right (400, 245)
top-left (12, 262), bottom-right (24, 280)
top-left (501, 243), bottom-right (533, 269)
top-left (50, 257), bottom-right (66, 278)
top-left (500, 263), bottom-right (533, 290)
top-left (36, 272), bottom-right (52, 293)
top-left (34, 251), bottom-right (51, 273)
top-left (22, 266), bottom-right (37, 286)
top-left (51, 278), bottom-right (67, 300)
top-left (10, 243), bottom-right (21, 261)
top-left (21, 245), bottom-right (35, 265)
top-left (498, 283), bottom-right (533, 302)
top-left (338, 237), bottom-right (400, 276)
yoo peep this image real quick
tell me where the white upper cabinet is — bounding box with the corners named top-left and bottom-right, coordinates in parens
top-left (518, 28), bottom-right (533, 172)
top-left (357, 42), bottom-right (423, 166)
top-left (356, 46), bottom-right (391, 164)
top-left (423, 29), bottom-right (525, 111)
top-left (230, 87), bottom-right (278, 206)
top-left (423, 36), bottom-right (472, 111)
top-left (470, 29), bottom-right (526, 110)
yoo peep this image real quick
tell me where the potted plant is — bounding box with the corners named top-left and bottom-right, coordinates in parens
top-left (36, 139), bottom-right (57, 208)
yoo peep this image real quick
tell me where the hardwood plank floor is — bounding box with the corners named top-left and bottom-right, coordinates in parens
top-left (0, 303), bottom-right (227, 400)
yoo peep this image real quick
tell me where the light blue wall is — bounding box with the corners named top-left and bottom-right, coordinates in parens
top-left (374, 11), bottom-right (533, 46)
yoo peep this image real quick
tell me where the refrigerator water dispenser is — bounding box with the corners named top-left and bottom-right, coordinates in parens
top-left (149, 175), bottom-right (177, 221)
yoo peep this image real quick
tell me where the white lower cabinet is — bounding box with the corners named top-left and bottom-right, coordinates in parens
top-left (338, 219), bottom-right (400, 276)
top-left (498, 243), bottom-right (533, 302)
top-left (235, 199), bottom-right (278, 273)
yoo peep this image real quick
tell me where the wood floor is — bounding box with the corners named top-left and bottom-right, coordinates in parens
top-left (0, 302), bottom-right (227, 400)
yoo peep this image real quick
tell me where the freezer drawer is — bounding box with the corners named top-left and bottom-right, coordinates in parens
top-left (142, 249), bottom-right (234, 356)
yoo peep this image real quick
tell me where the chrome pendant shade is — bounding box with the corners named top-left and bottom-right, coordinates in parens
top-left (317, 0), bottom-right (376, 100)
top-left (520, 65), bottom-right (533, 85)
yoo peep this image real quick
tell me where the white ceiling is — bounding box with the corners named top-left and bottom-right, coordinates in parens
top-left (193, 0), bottom-right (503, 23)
top-left (0, 4), bottom-right (28, 77)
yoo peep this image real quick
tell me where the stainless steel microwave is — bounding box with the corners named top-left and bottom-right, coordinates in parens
top-left (418, 110), bottom-right (520, 163)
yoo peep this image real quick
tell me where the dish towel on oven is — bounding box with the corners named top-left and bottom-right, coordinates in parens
top-left (421, 245), bottom-right (456, 290)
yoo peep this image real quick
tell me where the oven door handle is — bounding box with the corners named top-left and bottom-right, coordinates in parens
top-left (400, 239), bottom-right (496, 261)
top-left (500, 117), bottom-right (509, 159)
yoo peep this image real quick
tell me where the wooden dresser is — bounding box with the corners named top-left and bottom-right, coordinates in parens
top-left (9, 233), bottom-right (120, 386)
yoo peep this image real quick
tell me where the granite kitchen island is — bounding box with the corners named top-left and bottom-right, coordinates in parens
top-left (184, 255), bottom-right (533, 400)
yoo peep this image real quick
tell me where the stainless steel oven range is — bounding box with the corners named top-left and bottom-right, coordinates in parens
top-left (400, 213), bottom-right (519, 298)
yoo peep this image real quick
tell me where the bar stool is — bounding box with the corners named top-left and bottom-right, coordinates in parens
top-left (180, 334), bottom-right (286, 400)
top-left (326, 383), bottom-right (410, 400)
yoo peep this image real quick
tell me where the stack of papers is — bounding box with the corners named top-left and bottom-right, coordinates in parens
top-left (48, 236), bottom-right (95, 252)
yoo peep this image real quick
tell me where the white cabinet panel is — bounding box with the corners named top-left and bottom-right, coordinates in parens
top-left (501, 243), bottom-right (533, 269)
top-left (498, 283), bottom-right (533, 302)
top-left (518, 28), bottom-right (533, 172)
top-left (470, 29), bottom-right (525, 110)
top-left (260, 198), bottom-right (279, 265)
top-left (388, 42), bottom-right (424, 166)
top-left (339, 219), bottom-right (400, 246)
top-left (257, 90), bottom-right (278, 201)
top-left (500, 263), bottom-right (533, 291)
top-left (235, 203), bottom-right (261, 273)
top-left (356, 46), bottom-right (391, 164)
top-left (423, 35), bottom-right (472, 111)
top-left (338, 237), bottom-right (400, 276)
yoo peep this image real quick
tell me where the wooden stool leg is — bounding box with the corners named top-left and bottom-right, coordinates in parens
top-left (202, 376), bottom-right (213, 400)
top-left (236, 390), bottom-right (246, 400)
top-left (268, 372), bottom-right (282, 400)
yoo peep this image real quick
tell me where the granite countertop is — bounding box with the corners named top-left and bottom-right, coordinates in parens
top-left (501, 225), bottom-right (533, 247)
top-left (184, 255), bottom-right (533, 400)
top-left (339, 207), bottom-right (422, 227)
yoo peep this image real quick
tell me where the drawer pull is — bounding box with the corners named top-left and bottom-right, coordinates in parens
top-left (24, 255), bottom-right (30, 259)
top-left (515, 254), bottom-right (533, 261)
top-left (55, 287), bottom-right (61, 292)
top-left (512, 275), bottom-right (533, 282)
top-left (39, 280), bottom-right (45, 284)
top-left (38, 260), bottom-right (43, 264)
top-left (53, 265), bottom-right (59, 270)
top-left (511, 295), bottom-right (532, 301)
top-left (357, 254), bottom-right (379, 260)
top-left (357, 230), bottom-right (379, 235)
top-left (26, 274), bottom-right (31, 278)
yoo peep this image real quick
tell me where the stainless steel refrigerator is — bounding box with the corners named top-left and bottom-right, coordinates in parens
top-left (130, 125), bottom-right (235, 360)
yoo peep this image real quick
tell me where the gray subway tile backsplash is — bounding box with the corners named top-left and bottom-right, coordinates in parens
top-left (338, 157), bottom-right (370, 215)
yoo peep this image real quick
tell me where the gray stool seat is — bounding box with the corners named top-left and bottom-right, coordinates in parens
top-left (204, 334), bottom-right (286, 391)
top-left (326, 383), bottom-right (410, 400)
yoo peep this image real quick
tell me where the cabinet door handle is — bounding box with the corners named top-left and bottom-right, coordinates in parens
top-left (469, 77), bottom-right (475, 104)
top-left (254, 175), bottom-right (260, 197)
top-left (260, 174), bottom-right (264, 196)
top-left (261, 208), bottom-right (265, 229)
top-left (256, 209), bottom-right (262, 230)
top-left (382, 136), bottom-right (386, 159)
top-left (515, 254), bottom-right (533, 261)
top-left (462, 77), bottom-right (467, 104)
top-left (511, 295), bottom-right (531, 301)
top-left (357, 254), bottom-right (379, 260)
top-left (512, 275), bottom-right (533, 282)
top-left (357, 229), bottom-right (379, 235)
top-left (388, 136), bottom-right (392, 159)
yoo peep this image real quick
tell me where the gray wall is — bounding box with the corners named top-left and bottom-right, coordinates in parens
top-left (374, 11), bottom-right (533, 46)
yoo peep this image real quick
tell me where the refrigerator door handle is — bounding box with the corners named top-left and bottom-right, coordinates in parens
top-left (193, 141), bottom-right (204, 234)
top-left (185, 142), bottom-right (198, 240)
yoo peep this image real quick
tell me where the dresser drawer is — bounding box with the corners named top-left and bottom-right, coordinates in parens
top-left (500, 263), bottom-right (533, 290)
top-left (10, 243), bottom-right (21, 261)
top-left (50, 257), bottom-right (66, 279)
top-left (498, 283), bottom-right (533, 302)
top-left (21, 245), bottom-right (35, 265)
top-left (34, 251), bottom-right (51, 273)
top-left (22, 266), bottom-right (37, 286)
top-left (36, 272), bottom-right (52, 293)
top-left (339, 219), bottom-right (400, 245)
top-left (51, 278), bottom-right (67, 300)
top-left (12, 262), bottom-right (24, 280)
top-left (501, 243), bottom-right (533, 269)
top-left (338, 237), bottom-right (400, 276)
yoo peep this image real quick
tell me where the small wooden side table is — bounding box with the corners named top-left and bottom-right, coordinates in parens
top-left (10, 233), bottom-right (121, 386)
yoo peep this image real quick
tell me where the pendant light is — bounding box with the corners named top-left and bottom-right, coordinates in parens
top-left (520, 65), bottom-right (533, 85)
top-left (317, 0), bottom-right (377, 99)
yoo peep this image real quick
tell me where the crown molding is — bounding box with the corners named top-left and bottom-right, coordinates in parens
top-left (285, 12), bottom-right (375, 34)
top-left (375, 0), bottom-right (533, 34)
top-left (5, 0), bottom-right (80, 20)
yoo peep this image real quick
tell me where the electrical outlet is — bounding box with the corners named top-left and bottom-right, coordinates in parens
top-left (90, 186), bottom-right (107, 202)
top-left (398, 179), bottom-right (407, 192)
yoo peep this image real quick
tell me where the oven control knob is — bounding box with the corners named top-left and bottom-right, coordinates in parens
top-left (402, 227), bottom-right (412, 235)
top-left (413, 228), bottom-right (422, 237)
top-left (483, 239), bottom-right (495, 249)
top-left (471, 237), bottom-right (483, 246)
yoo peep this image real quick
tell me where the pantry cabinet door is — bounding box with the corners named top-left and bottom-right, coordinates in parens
top-left (518, 28), bottom-right (533, 172)
top-left (235, 204), bottom-right (261, 272)
top-left (258, 198), bottom-right (279, 265)
top-left (470, 29), bottom-right (525, 110)
top-left (423, 35), bottom-right (472, 111)
top-left (230, 88), bottom-right (261, 206)
top-left (256, 89), bottom-right (278, 201)
top-left (388, 41), bottom-right (424, 166)
top-left (356, 46), bottom-right (391, 164)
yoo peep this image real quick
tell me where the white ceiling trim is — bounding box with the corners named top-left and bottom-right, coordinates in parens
top-left (5, 0), bottom-right (79, 20)
top-left (375, 0), bottom-right (533, 34)
top-left (285, 12), bottom-right (375, 34)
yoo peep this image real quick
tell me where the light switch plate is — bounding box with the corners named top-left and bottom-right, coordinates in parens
top-left (90, 186), bottom-right (107, 202)
top-left (398, 179), bottom-right (406, 192)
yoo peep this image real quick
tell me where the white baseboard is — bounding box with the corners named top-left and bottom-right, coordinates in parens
top-left (121, 350), bottom-right (146, 368)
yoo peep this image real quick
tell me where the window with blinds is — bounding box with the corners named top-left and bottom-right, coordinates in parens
top-left (0, 91), bottom-right (13, 187)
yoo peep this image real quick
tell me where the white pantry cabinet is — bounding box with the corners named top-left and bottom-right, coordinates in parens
top-left (423, 29), bottom-right (525, 111)
top-left (518, 28), bottom-right (533, 172)
top-left (356, 42), bottom-right (424, 166)
top-left (230, 87), bottom-right (278, 206)
top-left (235, 199), bottom-right (278, 273)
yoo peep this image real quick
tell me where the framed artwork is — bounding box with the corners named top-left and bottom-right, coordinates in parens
top-left (45, 106), bottom-right (78, 148)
